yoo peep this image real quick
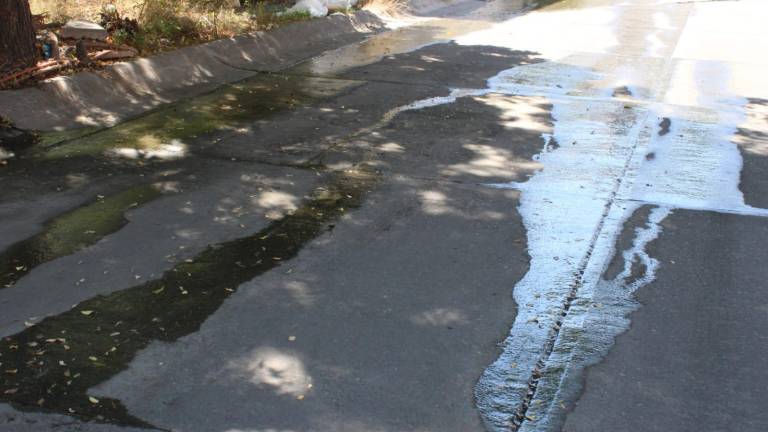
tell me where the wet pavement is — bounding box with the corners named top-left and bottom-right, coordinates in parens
top-left (1, 0), bottom-right (768, 431)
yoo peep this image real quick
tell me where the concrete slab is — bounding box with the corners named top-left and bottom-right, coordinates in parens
top-left (563, 210), bottom-right (768, 432)
top-left (0, 161), bottom-right (324, 338)
top-left (91, 177), bottom-right (526, 432)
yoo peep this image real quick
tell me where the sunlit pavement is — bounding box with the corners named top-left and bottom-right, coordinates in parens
top-left (1, 0), bottom-right (767, 431)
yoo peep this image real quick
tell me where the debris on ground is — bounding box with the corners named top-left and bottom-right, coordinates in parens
top-left (287, 0), bottom-right (359, 17)
top-left (59, 19), bottom-right (109, 41)
top-left (287, 0), bottom-right (329, 17)
top-left (0, 0), bottom-right (366, 90)
top-left (0, 12), bottom-right (138, 90)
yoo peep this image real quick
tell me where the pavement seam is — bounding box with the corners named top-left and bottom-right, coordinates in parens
top-left (512, 4), bottom-right (697, 429)
top-left (511, 107), bottom-right (654, 430)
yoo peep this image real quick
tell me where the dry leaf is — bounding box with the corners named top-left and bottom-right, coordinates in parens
top-left (80, 310), bottom-right (94, 316)
top-left (88, 396), bottom-right (99, 404)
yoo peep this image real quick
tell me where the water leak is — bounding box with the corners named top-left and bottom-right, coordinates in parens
top-left (292, 18), bottom-right (493, 77)
top-left (0, 184), bottom-right (164, 290)
top-left (0, 166), bottom-right (378, 427)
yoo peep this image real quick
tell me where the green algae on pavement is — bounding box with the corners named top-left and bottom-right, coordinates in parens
top-left (0, 166), bottom-right (378, 427)
top-left (0, 184), bottom-right (164, 290)
top-left (38, 75), bottom-right (359, 160)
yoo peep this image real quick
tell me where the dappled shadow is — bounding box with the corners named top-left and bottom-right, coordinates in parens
top-left (0, 39), bottom-right (549, 430)
top-left (0, 167), bottom-right (376, 426)
top-left (339, 41), bottom-right (541, 88)
top-left (80, 172), bottom-right (528, 432)
top-left (323, 92), bottom-right (553, 185)
top-left (0, 12), bottom-right (384, 133)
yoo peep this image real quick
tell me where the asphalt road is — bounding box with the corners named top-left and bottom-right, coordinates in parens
top-left (1, 0), bottom-right (767, 431)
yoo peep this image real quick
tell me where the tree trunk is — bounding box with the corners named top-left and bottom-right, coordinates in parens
top-left (0, 1), bottom-right (37, 74)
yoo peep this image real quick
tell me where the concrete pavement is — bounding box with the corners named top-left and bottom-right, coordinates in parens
top-left (1, 0), bottom-right (768, 431)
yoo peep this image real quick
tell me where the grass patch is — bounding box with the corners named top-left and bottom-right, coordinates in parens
top-left (30, 0), bottom-right (319, 55)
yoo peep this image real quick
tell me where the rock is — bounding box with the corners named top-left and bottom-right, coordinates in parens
top-left (326, 0), bottom-right (358, 11)
top-left (0, 124), bottom-right (36, 157)
top-left (287, 0), bottom-right (328, 17)
top-left (59, 19), bottom-right (109, 41)
top-left (0, 147), bottom-right (14, 161)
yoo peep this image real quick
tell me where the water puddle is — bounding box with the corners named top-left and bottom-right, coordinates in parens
top-left (0, 166), bottom-right (377, 427)
top-left (36, 74), bottom-right (359, 161)
top-left (0, 125), bottom-right (37, 163)
top-left (0, 184), bottom-right (164, 290)
top-left (292, 18), bottom-right (493, 77)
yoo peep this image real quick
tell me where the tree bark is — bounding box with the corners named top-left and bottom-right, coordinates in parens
top-left (0, 1), bottom-right (37, 74)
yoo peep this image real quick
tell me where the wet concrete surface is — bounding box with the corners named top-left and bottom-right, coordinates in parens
top-left (0, 0), bottom-right (541, 429)
top-left (3, 0), bottom-right (768, 430)
top-left (0, 161), bottom-right (326, 337)
top-left (89, 178), bottom-right (526, 432)
top-left (0, 167), bottom-right (377, 426)
top-left (0, 185), bottom-right (163, 290)
top-left (563, 210), bottom-right (768, 432)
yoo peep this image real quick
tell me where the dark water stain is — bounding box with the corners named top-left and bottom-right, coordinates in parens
top-left (0, 184), bottom-right (164, 290)
top-left (0, 166), bottom-right (377, 428)
top-left (645, 152), bottom-right (655, 161)
top-left (658, 117), bottom-right (671, 136)
top-left (603, 205), bottom-right (654, 282)
top-left (38, 74), bottom-right (358, 160)
top-left (0, 126), bottom-right (36, 155)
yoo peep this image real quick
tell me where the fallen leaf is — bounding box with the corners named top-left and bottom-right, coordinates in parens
top-left (88, 396), bottom-right (99, 404)
top-left (88, 356), bottom-right (98, 362)
top-left (3, 388), bottom-right (18, 395)
top-left (80, 310), bottom-right (94, 316)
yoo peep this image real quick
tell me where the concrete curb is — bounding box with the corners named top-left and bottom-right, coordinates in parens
top-left (0, 11), bottom-right (384, 132)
